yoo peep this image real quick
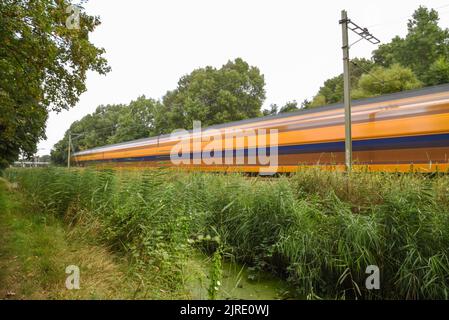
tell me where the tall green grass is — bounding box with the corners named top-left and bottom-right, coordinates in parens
top-left (4, 167), bottom-right (449, 299)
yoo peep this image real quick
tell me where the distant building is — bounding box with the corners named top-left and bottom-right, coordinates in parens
top-left (12, 161), bottom-right (50, 168)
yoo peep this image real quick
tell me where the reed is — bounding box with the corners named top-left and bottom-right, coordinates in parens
top-left (4, 167), bottom-right (449, 299)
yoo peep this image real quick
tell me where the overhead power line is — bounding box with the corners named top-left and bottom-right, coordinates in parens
top-left (350, 60), bottom-right (384, 85)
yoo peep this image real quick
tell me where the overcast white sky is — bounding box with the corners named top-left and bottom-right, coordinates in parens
top-left (37, 0), bottom-right (449, 155)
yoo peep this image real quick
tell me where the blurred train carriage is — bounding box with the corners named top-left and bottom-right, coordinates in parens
top-left (73, 84), bottom-right (449, 173)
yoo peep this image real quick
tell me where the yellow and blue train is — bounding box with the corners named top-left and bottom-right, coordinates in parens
top-left (73, 84), bottom-right (449, 173)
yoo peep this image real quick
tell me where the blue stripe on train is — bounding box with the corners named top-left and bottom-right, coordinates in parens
top-left (86, 133), bottom-right (449, 163)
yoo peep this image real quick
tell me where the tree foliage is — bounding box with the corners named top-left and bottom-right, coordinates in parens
top-left (50, 5), bottom-right (449, 165)
top-left (0, 0), bottom-right (110, 169)
top-left (161, 58), bottom-right (265, 131)
top-left (309, 58), bottom-right (375, 107)
top-left (51, 97), bottom-right (162, 165)
top-left (373, 6), bottom-right (449, 85)
top-left (352, 64), bottom-right (422, 99)
top-left (422, 56), bottom-right (449, 86)
top-left (309, 6), bottom-right (449, 108)
top-left (262, 100), bottom-right (303, 116)
top-left (51, 58), bottom-right (266, 164)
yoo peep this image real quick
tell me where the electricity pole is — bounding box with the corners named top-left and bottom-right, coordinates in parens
top-left (67, 132), bottom-right (84, 169)
top-left (68, 131), bottom-right (71, 169)
top-left (341, 10), bottom-right (352, 172)
top-left (339, 10), bottom-right (379, 172)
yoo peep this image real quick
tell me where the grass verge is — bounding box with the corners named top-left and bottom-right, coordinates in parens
top-left (0, 177), bottom-right (188, 299)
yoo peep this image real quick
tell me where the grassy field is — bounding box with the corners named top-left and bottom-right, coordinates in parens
top-left (2, 168), bottom-right (449, 299)
top-left (0, 177), bottom-right (189, 299)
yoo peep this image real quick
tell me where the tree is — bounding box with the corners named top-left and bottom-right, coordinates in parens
top-left (423, 56), bottom-right (449, 86)
top-left (162, 58), bottom-right (266, 131)
top-left (0, 0), bottom-right (110, 169)
top-left (306, 6), bottom-right (449, 108)
top-left (278, 101), bottom-right (299, 113)
top-left (262, 104), bottom-right (279, 116)
top-left (51, 103), bottom-right (124, 165)
top-left (373, 6), bottom-right (449, 86)
top-left (108, 96), bottom-right (163, 144)
top-left (352, 64), bottom-right (422, 99)
top-left (309, 58), bottom-right (375, 107)
top-left (309, 75), bottom-right (344, 107)
top-left (262, 100), bottom-right (300, 116)
top-left (51, 58), bottom-right (265, 164)
top-left (50, 97), bottom-right (164, 164)
top-left (300, 99), bottom-right (312, 110)
top-left (40, 154), bottom-right (51, 162)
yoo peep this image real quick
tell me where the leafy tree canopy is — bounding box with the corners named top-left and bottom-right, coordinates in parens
top-left (51, 5), bottom-right (449, 165)
top-left (0, 0), bottom-right (110, 169)
top-left (51, 97), bottom-right (162, 165)
top-left (262, 100), bottom-right (309, 116)
top-left (161, 58), bottom-right (266, 131)
top-left (373, 6), bottom-right (449, 85)
top-left (51, 58), bottom-right (265, 165)
top-left (309, 6), bottom-right (449, 108)
top-left (309, 58), bottom-right (374, 107)
top-left (352, 64), bottom-right (422, 99)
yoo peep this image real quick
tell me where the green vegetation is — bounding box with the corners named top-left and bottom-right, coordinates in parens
top-left (2, 3), bottom-right (448, 169)
top-left (373, 7), bottom-right (449, 85)
top-left (51, 5), bottom-right (449, 166)
top-left (4, 168), bottom-right (449, 299)
top-left (50, 97), bottom-right (163, 165)
top-left (262, 100), bottom-right (311, 116)
top-left (162, 58), bottom-right (266, 130)
top-left (0, 0), bottom-right (110, 169)
top-left (352, 64), bottom-right (422, 99)
top-left (309, 58), bottom-right (376, 107)
top-left (0, 177), bottom-right (189, 299)
top-left (309, 6), bottom-right (449, 107)
top-left (51, 58), bottom-right (265, 165)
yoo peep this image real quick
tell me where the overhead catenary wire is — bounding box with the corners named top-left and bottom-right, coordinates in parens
top-left (350, 60), bottom-right (400, 87)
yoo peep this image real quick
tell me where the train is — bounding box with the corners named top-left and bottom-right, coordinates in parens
top-left (73, 83), bottom-right (449, 173)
